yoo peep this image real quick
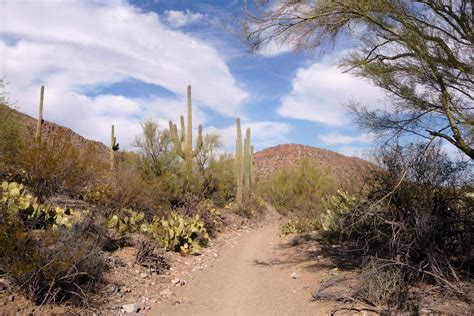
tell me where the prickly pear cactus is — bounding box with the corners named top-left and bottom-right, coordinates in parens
top-left (106, 208), bottom-right (147, 234)
top-left (149, 212), bottom-right (208, 254)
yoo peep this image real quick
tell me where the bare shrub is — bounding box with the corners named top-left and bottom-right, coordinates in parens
top-left (342, 143), bottom-right (473, 304)
top-left (0, 212), bottom-right (107, 306)
top-left (135, 239), bottom-right (170, 275)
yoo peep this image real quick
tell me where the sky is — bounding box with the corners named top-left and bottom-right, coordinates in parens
top-left (0, 0), bottom-right (388, 157)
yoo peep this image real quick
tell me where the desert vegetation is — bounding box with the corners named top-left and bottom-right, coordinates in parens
top-left (0, 82), bottom-right (261, 310)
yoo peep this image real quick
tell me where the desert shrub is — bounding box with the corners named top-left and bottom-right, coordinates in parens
top-left (234, 195), bottom-right (266, 219)
top-left (135, 239), bottom-right (170, 275)
top-left (0, 104), bottom-right (25, 166)
top-left (262, 158), bottom-right (337, 230)
top-left (201, 154), bottom-right (235, 207)
top-left (0, 211), bottom-right (107, 306)
top-left (341, 143), bottom-right (473, 304)
top-left (281, 218), bottom-right (303, 235)
top-left (148, 212), bottom-right (209, 254)
top-left (320, 190), bottom-right (357, 233)
top-left (19, 130), bottom-right (106, 200)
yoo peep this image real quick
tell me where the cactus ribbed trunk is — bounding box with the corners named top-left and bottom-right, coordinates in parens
top-left (243, 128), bottom-right (251, 200)
top-left (250, 145), bottom-right (255, 187)
top-left (110, 125), bottom-right (116, 171)
top-left (169, 85), bottom-right (203, 176)
top-left (235, 118), bottom-right (243, 204)
top-left (35, 85), bottom-right (44, 143)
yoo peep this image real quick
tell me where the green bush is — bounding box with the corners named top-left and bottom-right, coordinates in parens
top-left (262, 158), bottom-right (337, 231)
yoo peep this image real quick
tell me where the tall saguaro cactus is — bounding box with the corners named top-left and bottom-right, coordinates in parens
top-left (169, 85), bottom-right (203, 175)
top-left (110, 125), bottom-right (119, 171)
top-left (235, 118), bottom-right (243, 204)
top-left (243, 128), bottom-right (251, 199)
top-left (35, 85), bottom-right (45, 143)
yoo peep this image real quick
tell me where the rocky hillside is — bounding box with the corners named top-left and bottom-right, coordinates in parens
top-left (254, 144), bottom-right (376, 189)
top-left (2, 103), bottom-right (108, 156)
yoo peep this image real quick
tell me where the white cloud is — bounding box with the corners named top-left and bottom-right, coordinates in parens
top-left (336, 146), bottom-right (372, 159)
top-left (278, 56), bottom-right (386, 126)
top-left (205, 121), bottom-right (292, 152)
top-left (0, 1), bottom-right (247, 147)
top-left (163, 9), bottom-right (205, 28)
top-left (319, 132), bottom-right (372, 146)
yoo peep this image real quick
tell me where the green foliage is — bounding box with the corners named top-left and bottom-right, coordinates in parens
top-left (281, 219), bottom-right (303, 235)
top-left (148, 212), bottom-right (208, 254)
top-left (320, 190), bottom-right (357, 233)
top-left (106, 208), bottom-right (148, 235)
top-left (262, 159), bottom-right (337, 231)
top-left (132, 119), bottom-right (177, 178)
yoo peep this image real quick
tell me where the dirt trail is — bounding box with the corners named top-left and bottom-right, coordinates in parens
top-left (152, 210), bottom-right (333, 315)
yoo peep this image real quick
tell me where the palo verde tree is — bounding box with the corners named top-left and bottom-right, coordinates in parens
top-left (243, 0), bottom-right (473, 159)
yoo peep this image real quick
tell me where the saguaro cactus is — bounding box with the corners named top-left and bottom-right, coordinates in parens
top-left (243, 128), bottom-right (251, 199)
top-left (35, 85), bottom-right (45, 143)
top-left (250, 145), bottom-right (255, 187)
top-left (169, 85), bottom-right (203, 175)
top-left (235, 118), bottom-right (243, 204)
top-left (110, 125), bottom-right (119, 171)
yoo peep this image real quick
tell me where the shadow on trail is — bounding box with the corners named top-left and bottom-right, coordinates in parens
top-left (252, 232), bottom-right (364, 273)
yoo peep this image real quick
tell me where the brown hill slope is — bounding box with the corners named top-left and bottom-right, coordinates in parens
top-left (254, 144), bottom-right (375, 189)
top-left (1, 103), bottom-right (108, 156)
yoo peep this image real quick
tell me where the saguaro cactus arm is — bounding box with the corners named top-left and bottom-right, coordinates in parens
top-left (169, 121), bottom-right (185, 158)
top-left (192, 125), bottom-right (204, 157)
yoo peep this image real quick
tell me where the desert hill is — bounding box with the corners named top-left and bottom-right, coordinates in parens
top-left (254, 144), bottom-right (375, 189)
top-left (1, 103), bottom-right (108, 156)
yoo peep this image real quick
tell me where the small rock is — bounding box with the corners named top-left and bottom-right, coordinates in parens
top-left (331, 267), bottom-right (339, 271)
top-left (134, 269), bottom-right (140, 274)
top-left (419, 308), bottom-right (431, 313)
top-left (144, 306), bottom-right (151, 310)
top-left (317, 255), bottom-right (323, 260)
top-left (140, 273), bottom-right (148, 279)
top-left (291, 272), bottom-right (299, 279)
top-left (213, 253), bottom-right (218, 258)
top-left (121, 303), bottom-right (140, 314)
top-left (171, 279), bottom-right (186, 286)
top-left (8, 295), bottom-right (14, 302)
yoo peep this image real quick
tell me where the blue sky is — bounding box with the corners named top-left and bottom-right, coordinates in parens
top-left (0, 0), bottom-right (386, 157)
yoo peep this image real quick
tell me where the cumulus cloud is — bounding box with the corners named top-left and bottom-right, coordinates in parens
top-left (205, 121), bottom-right (292, 151)
top-left (164, 9), bottom-right (205, 28)
top-left (277, 56), bottom-right (386, 126)
top-left (0, 1), bottom-right (247, 147)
